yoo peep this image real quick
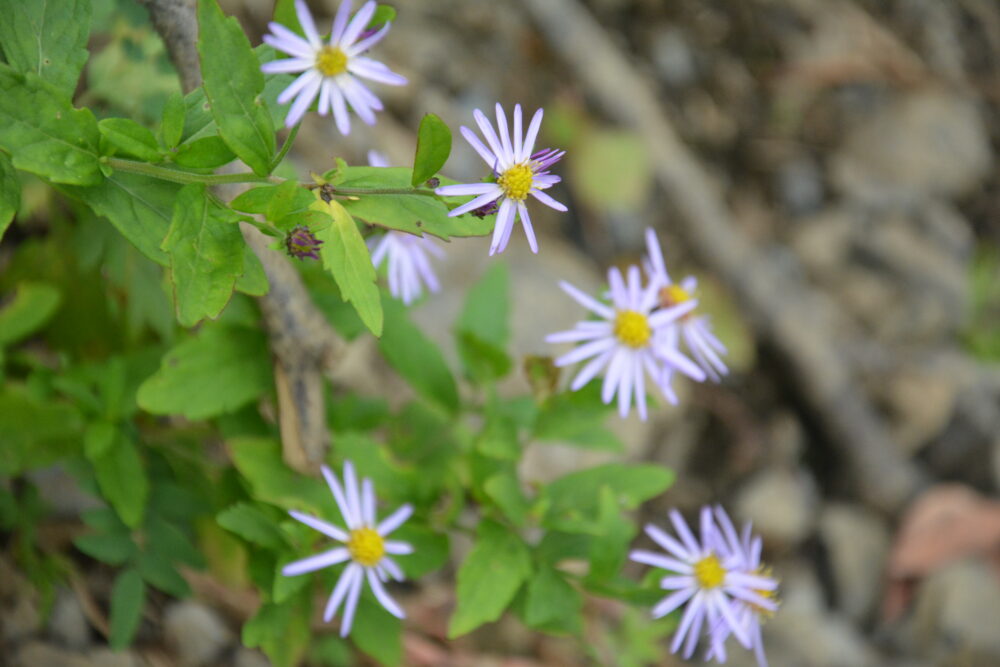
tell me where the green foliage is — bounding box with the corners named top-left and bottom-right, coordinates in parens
top-left (317, 198), bottom-right (383, 336)
top-left (0, 386), bottom-right (83, 475)
top-left (217, 502), bottom-right (289, 550)
top-left (99, 118), bottom-right (163, 162)
top-left (162, 184), bottom-right (246, 326)
top-left (197, 0), bottom-right (276, 175)
top-left (331, 166), bottom-right (494, 240)
top-left (242, 592), bottom-right (312, 667)
top-left (0, 67), bottom-right (103, 186)
top-left (378, 296), bottom-right (459, 414)
top-left (965, 246), bottom-right (1000, 361)
top-left (352, 595), bottom-right (403, 666)
top-left (0, 0), bottom-right (92, 95)
top-left (449, 519), bottom-right (533, 637)
top-left (0, 152), bottom-right (20, 240)
top-left (412, 114), bottom-right (452, 186)
top-left (0, 282), bottom-right (61, 347)
top-left (90, 429), bottom-right (149, 528)
top-left (109, 569), bottom-right (146, 649)
top-left (541, 463), bottom-right (674, 531)
top-left (138, 325), bottom-right (273, 419)
top-left (522, 567), bottom-right (583, 635)
top-left (455, 263), bottom-right (512, 381)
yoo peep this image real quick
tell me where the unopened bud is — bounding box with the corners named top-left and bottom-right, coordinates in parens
top-left (285, 226), bottom-right (323, 260)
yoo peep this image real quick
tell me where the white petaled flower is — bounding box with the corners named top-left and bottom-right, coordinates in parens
top-left (644, 228), bottom-right (729, 383)
top-left (545, 265), bottom-right (704, 420)
top-left (282, 461), bottom-right (414, 637)
top-left (629, 506), bottom-right (779, 661)
top-left (435, 103), bottom-right (567, 256)
top-left (366, 150), bottom-right (444, 305)
top-left (261, 0), bottom-right (407, 133)
top-left (705, 506), bottom-right (779, 667)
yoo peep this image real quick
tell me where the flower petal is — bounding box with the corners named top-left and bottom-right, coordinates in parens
top-left (367, 568), bottom-right (405, 618)
top-left (282, 547), bottom-right (350, 576)
top-left (377, 503), bottom-right (413, 536)
top-left (288, 510), bottom-right (348, 542)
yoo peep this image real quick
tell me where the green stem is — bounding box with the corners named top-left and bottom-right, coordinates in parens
top-left (269, 123), bottom-right (300, 172)
top-left (331, 186), bottom-right (438, 196)
top-left (105, 158), bottom-right (280, 186)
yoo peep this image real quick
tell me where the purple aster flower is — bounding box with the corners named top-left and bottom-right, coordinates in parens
top-left (629, 506), bottom-right (779, 661)
top-left (366, 151), bottom-right (445, 305)
top-left (545, 265), bottom-right (704, 420)
top-left (285, 225), bottom-right (323, 260)
top-left (705, 506), bottom-right (780, 667)
top-left (644, 228), bottom-right (729, 384)
top-left (435, 103), bottom-right (567, 256)
top-left (282, 461), bottom-right (414, 637)
top-left (261, 0), bottom-right (407, 133)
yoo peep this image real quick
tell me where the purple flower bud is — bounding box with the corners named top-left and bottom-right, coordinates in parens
top-left (470, 200), bottom-right (500, 219)
top-left (425, 177), bottom-right (440, 188)
top-left (285, 225), bottom-right (323, 260)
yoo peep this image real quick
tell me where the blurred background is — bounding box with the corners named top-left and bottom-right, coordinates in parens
top-left (2, 0), bottom-right (1000, 665)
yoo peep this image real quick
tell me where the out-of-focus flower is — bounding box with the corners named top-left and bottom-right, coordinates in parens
top-left (435, 103), bottom-right (566, 256)
top-left (644, 228), bottom-right (728, 383)
top-left (285, 225), bottom-right (323, 260)
top-left (366, 151), bottom-right (444, 305)
top-left (705, 506), bottom-right (780, 667)
top-left (261, 0), bottom-right (407, 132)
top-left (629, 506), bottom-right (779, 661)
top-left (282, 461), bottom-right (414, 637)
top-left (545, 265), bottom-right (704, 420)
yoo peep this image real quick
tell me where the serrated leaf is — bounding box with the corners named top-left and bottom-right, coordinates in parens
top-left (137, 325), bottom-right (273, 420)
top-left (60, 171), bottom-right (178, 265)
top-left (412, 113), bottom-right (451, 186)
top-left (542, 464), bottom-right (674, 533)
top-left (0, 282), bottom-right (61, 347)
top-left (162, 183), bottom-right (245, 326)
top-left (109, 569), bottom-right (145, 650)
top-left (92, 435), bottom-right (148, 529)
top-left (99, 118), bottom-right (162, 162)
top-left (449, 519), bottom-right (532, 637)
top-left (378, 296), bottom-right (458, 413)
top-left (226, 437), bottom-right (330, 513)
top-left (316, 198), bottom-right (382, 336)
top-left (0, 0), bottom-right (92, 95)
top-left (160, 91), bottom-right (186, 148)
top-left (172, 136), bottom-right (236, 169)
top-left (0, 66), bottom-right (102, 185)
top-left (334, 166), bottom-right (494, 240)
top-left (197, 0), bottom-right (275, 175)
top-left (217, 502), bottom-right (288, 549)
top-left (0, 151), bottom-right (20, 240)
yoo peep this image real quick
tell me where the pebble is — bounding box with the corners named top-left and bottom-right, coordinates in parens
top-left (819, 504), bottom-right (890, 623)
top-left (47, 587), bottom-right (91, 649)
top-left (162, 600), bottom-right (233, 667)
top-left (734, 467), bottom-right (818, 551)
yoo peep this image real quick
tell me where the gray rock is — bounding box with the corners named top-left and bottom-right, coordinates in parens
top-left (832, 90), bottom-right (991, 204)
top-left (912, 558), bottom-right (1000, 662)
top-left (734, 468), bottom-right (818, 551)
top-left (234, 647), bottom-right (272, 667)
top-left (47, 587), bottom-right (91, 649)
top-left (163, 600), bottom-right (233, 667)
top-left (777, 156), bottom-right (824, 216)
top-left (651, 27), bottom-right (697, 87)
top-left (819, 504), bottom-right (890, 623)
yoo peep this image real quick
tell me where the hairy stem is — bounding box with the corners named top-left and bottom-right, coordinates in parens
top-left (106, 158), bottom-right (280, 185)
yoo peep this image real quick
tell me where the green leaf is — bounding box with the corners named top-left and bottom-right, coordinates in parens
top-left (160, 91), bottom-right (186, 148)
top-left (74, 532), bottom-right (137, 566)
top-left (230, 181), bottom-right (316, 225)
top-left (136, 550), bottom-right (191, 597)
top-left (235, 246), bottom-right (269, 296)
top-left (172, 136), bottom-right (237, 169)
top-left (272, 0), bottom-right (302, 34)
top-left (542, 464), bottom-right (674, 532)
top-left (317, 198), bottom-right (382, 336)
top-left (369, 5), bottom-right (397, 29)
top-left (61, 171), bottom-right (178, 265)
top-left (0, 66), bottom-right (102, 185)
top-left (353, 595), bottom-right (403, 666)
top-left (0, 151), bottom-right (20, 240)
top-left (391, 523), bottom-right (449, 579)
top-left (483, 473), bottom-right (530, 527)
top-left (162, 183), bottom-right (245, 326)
top-left (571, 129), bottom-right (652, 213)
top-left (523, 567), bottom-right (582, 635)
top-left (242, 595), bottom-right (311, 667)
top-left (92, 435), bottom-right (149, 529)
top-left (456, 263), bottom-right (511, 381)
top-left (449, 519), bottom-right (532, 637)
top-left (197, 0), bottom-right (275, 175)
top-left (333, 166), bottom-right (494, 240)
top-left (146, 515), bottom-right (205, 569)
top-left (411, 113), bottom-right (451, 187)
top-left (227, 437), bottom-right (330, 513)
top-left (378, 296), bottom-right (458, 413)
top-left (217, 502), bottom-right (288, 549)
top-left (0, 282), bottom-right (61, 347)
top-left (533, 385), bottom-right (624, 451)
top-left (0, 0), bottom-right (92, 95)
top-left (99, 118), bottom-right (162, 162)
top-left (84, 421), bottom-right (117, 459)
top-left (137, 325), bottom-right (273, 420)
top-left (0, 387), bottom-right (82, 475)
top-left (109, 569), bottom-right (145, 650)
top-left (587, 486), bottom-right (636, 583)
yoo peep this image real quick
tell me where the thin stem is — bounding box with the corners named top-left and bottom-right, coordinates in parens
top-left (331, 186), bottom-right (438, 197)
top-left (270, 123), bottom-right (300, 172)
top-left (106, 157), bottom-right (280, 185)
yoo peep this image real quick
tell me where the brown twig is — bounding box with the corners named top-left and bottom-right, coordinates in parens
top-left (138, 0), bottom-right (341, 469)
top-left (521, 0), bottom-right (928, 514)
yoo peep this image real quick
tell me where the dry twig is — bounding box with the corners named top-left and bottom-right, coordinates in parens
top-left (521, 0), bottom-right (928, 513)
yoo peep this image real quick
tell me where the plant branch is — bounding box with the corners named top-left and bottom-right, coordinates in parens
top-left (106, 157), bottom-right (279, 185)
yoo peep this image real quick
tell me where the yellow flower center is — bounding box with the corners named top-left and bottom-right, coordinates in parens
top-left (659, 285), bottom-right (692, 308)
top-left (613, 310), bottom-right (652, 348)
top-left (315, 45), bottom-right (348, 77)
top-left (498, 164), bottom-right (534, 201)
top-left (693, 553), bottom-right (726, 589)
top-left (347, 527), bottom-right (385, 567)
